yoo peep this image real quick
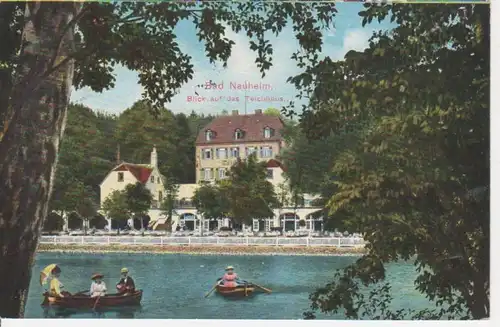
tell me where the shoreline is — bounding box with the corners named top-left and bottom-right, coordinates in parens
top-left (37, 244), bottom-right (367, 256)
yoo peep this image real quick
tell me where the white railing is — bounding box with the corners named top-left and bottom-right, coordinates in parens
top-left (39, 236), bottom-right (365, 247)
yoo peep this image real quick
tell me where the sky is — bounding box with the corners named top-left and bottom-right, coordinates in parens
top-left (71, 3), bottom-right (394, 116)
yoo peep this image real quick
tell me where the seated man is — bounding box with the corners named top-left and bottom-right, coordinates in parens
top-left (221, 266), bottom-right (239, 287)
top-left (116, 268), bottom-right (135, 294)
top-left (90, 273), bottom-right (107, 298)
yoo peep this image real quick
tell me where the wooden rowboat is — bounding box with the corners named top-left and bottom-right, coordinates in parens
top-left (215, 280), bottom-right (255, 297)
top-left (41, 290), bottom-right (143, 308)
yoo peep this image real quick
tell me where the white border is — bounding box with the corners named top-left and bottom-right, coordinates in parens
top-left (2, 1), bottom-right (497, 327)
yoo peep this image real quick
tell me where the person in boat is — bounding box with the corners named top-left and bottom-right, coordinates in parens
top-left (116, 267), bottom-right (135, 294)
top-left (221, 266), bottom-right (240, 287)
top-left (90, 273), bottom-right (107, 297)
top-left (49, 266), bottom-right (70, 298)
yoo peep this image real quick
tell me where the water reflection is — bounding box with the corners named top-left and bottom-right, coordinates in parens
top-left (42, 305), bottom-right (142, 319)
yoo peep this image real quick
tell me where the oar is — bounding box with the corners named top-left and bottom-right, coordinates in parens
top-left (251, 283), bottom-right (272, 294)
top-left (204, 283), bottom-right (219, 298)
top-left (75, 290), bottom-right (89, 295)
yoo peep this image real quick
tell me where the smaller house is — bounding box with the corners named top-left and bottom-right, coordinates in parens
top-left (100, 146), bottom-right (165, 210)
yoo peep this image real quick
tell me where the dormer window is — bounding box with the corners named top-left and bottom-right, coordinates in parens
top-left (234, 129), bottom-right (244, 140)
top-left (205, 130), bottom-right (214, 141)
top-left (264, 127), bottom-right (273, 139)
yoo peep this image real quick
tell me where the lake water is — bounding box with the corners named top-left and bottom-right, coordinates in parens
top-left (26, 252), bottom-right (433, 319)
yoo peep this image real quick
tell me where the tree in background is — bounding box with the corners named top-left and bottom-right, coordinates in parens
top-left (114, 101), bottom-right (210, 184)
top-left (172, 113), bottom-right (197, 183)
top-left (42, 212), bottom-right (64, 232)
top-left (123, 182), bottom-right (153, 230)
top-left (72, 186), bottom-right (99, 236)
top-left (101, 190), bottom-right (130, 230)
top-left (279, 124), bottom-right (338, 196)
top-left (276, 182), bottom-right (291, 208)
top-left (160, 180), bottom-right (179, 231)
top-left (263, 107), bottom-right (281, 117)
top-left (50, 104), bottom-right (117, 205)
top-left (192, 156), bottom-right (279, 228)
top-left (192, 182), bottom-right (229, 222)
top-left (224, 154), bottom-right (280, 226)
top-left (288, 3), bottom-right (489, 320)
top-left (114, 101), bottom-right (177, 169)
top-left (52, 180), bottom-right (98, 235)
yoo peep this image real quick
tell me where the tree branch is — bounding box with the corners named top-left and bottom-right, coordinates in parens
top-left (49, 5), bottom-right (90, 70)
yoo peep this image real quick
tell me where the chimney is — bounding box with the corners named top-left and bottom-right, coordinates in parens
top-left (116, 144), bottom-right (121, 165)
top-left (150, 145), bottom-right (158, 168)
top-left (232, 110), bottom-right (238, 116)
top-left (255, 109), bottom-right (262, 115)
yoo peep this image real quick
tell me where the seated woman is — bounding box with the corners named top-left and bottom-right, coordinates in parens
top-left (90, 273), bottom-right (107, 297)
top-left (221, 266), bottom-right (239, 287)
top-left (49, 266), bottom-right (70, 297)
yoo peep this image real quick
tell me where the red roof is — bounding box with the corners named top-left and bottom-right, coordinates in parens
top-left (266, 159), bottom-right (287, 172)
top-left (195, 111), bottom-right (284, 145)
top-left (113, 163), bottom-right (153, 184)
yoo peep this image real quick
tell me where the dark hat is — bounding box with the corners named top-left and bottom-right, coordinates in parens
top-left (91, 273), bottom-right (104, 280)
top-left (51, 266), bottom-right (61, 274)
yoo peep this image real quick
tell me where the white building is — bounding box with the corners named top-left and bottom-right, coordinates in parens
top-left (99, 146), bottom-right (167, 227)
top-left (98, 139), bottom-right (324, 233)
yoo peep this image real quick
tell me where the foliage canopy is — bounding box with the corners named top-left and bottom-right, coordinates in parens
top-left (287, 3), bottom-right (489, 320)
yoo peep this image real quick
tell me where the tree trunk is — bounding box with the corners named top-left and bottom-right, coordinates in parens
top-left (0, 2), bottom-right (81, 317)
top-left (0, 2), bottom-right (25, 126)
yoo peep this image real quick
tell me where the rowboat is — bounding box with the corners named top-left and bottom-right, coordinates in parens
top-left (215, 279), bottom-right (255, 297)
top-left (41, 290), bottom-right (143, 308)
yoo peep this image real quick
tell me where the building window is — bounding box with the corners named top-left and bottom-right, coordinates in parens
top-left (159, 191), bottom-right (163, 202)
top-left (205, 130), bottom-right (214, 141)
top-left (150, 175), bottom-right (155, 183)
top-left (264, 127), bottom-right (272, 138)
top-left (230, 147), bottom-right (240, 158)
top-left (216, 148), bottom-right (227, 159)
top-left (234, 129), bottom-right (244, 140)
top-left (157, 176), bottom-right (161, 183)
top-left (202, 168), bottom-right (213, 180)
top-left (202, 148), bottom-right (212, 159)
top-left (246, 146), bottom-right (256, 157)
top-left (266, 169), bottom-right (273, 179)
top-left (218, 168), bottom-right (226, 179)
top-left (260, 146), bottom-right (273, 158)
top-left (117, 172), bottom-right (124, 182)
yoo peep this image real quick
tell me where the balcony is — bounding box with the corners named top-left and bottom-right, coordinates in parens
top-left (175, 200), bottom-right (195, 209)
